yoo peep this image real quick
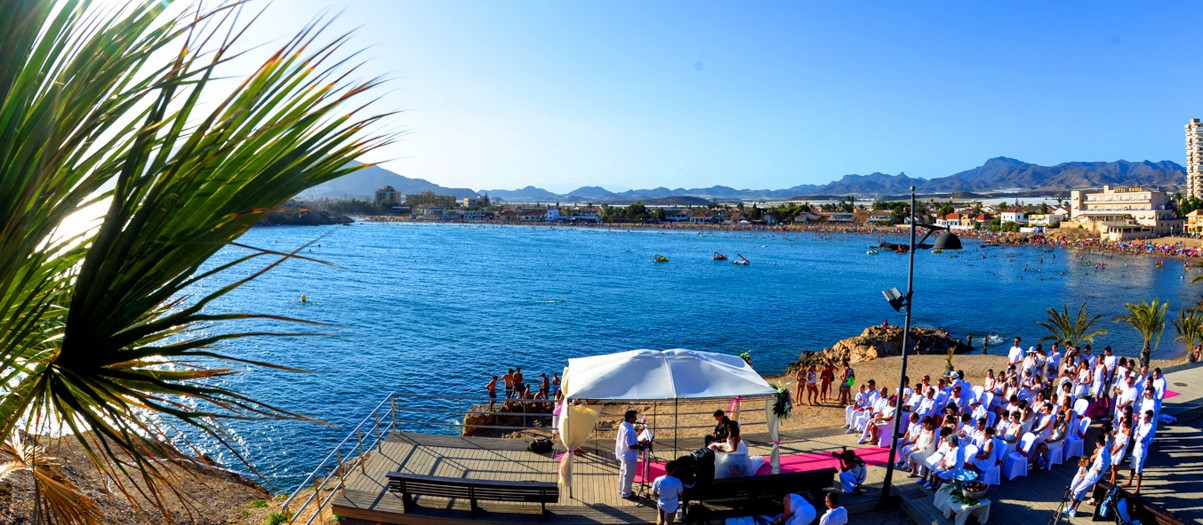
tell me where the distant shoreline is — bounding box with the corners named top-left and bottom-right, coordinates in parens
top-left (353, 215), bottom-right (1203, 262)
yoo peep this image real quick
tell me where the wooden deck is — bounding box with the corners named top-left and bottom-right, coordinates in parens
top-left (330, 426), bottom-right (883, 525)
top-left (330, 363), bottom-right (1203, 525)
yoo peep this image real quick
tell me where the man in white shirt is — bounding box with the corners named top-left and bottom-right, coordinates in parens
top-left (1149, 368), bottom-right (1167, 400)
top-left (1128, 410), bottom-right (1156, 494)
top-left (615, 410), bottom-right (645, 499)
top-left (1102, 346), bottom-right (1118, 386)
top-left (819, 492), bottom-right (849, 525)
top-left (1046, 342), bottom-right (1061, 377)
top-left (916, 387), bottom-right (937, 419)
top-left (1082, 345), bottom-right (1098, 371)
top-left (1008, 337), bottom-right (1025, 367)
top-left (1114, 376), bottom-right (1138, 423)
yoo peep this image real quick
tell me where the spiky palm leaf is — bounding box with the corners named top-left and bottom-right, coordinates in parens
top-left (1035, 301), bottom-right (1107, 347)
top-left (0, 429), bottom-right (104, 525)
top-left (1172, 308), bottom-right (1203, 359)
top-left (1115, 299), bottom-right (1169, 369)
top-left (1, 0), bottom-right (391, 522)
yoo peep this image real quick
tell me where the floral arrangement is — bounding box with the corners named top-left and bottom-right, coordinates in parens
top-left (738, 350), bottom-right (753, 365)
top-left (772, 383), bottom-right (793, 419)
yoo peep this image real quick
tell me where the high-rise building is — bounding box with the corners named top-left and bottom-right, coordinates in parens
top-left (1188, 119), bottom-right (1203, 198)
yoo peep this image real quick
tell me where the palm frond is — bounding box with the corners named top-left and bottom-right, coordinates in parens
top-left (1036, 301), bottom-right (1106, 346)
top-left (1, 0), bottom-right (394, 521)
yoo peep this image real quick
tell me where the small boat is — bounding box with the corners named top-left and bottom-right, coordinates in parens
top-left (866, 248), bottom-right (879, 255)
top-left (732, 254), bottom-right (750, 266)
top-left (713, 252), bottom-right (728, 261)
top-left (932, 249), bottom-right (944, 254)
top-left (654, 254), bottom-right (670, 263)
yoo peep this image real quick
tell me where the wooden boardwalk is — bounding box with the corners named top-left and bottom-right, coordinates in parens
top-left (329, 363), bottom-right (1203, 524)
top-left (330, 425), bottom-right (889, 524)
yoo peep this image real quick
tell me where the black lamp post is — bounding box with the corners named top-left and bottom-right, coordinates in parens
top-left (878, 186), bottom-right (961, 508)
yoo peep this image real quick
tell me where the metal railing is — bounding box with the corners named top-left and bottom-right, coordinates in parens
top-left (281, 392), bottom-right (399, 524)
top-left (279, 393), bottom-right (768, 523)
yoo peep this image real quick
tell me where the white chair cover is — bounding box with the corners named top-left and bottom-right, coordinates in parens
top-left (1003, 432), bottom-right (1036, 480)
top-left (1073, 398), bottom-right (1089, 418)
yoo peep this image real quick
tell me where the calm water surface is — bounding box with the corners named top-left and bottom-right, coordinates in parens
top-left (189, 222), bottom-right (1198, 486)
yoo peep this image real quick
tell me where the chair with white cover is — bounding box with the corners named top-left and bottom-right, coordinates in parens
top-left (1073, 398), bottom-right (1090, 418)
top-left (1003, 432), bottom-right (1037, 480)
top-left (877, 424), bottom-right (895, 449)
top-left (1045, 437), bottom-right (1065, 469)
top-left (972, 386), bottom-right (984, 402)
top-left (963, 444), bottom-right (979, 463)
top-left (1062, 416), bottom-right (1091, 462)
top-left (978, 439), bottom-right (1005, 485)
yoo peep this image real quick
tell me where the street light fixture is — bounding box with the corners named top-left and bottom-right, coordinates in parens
top-left (878, 186), bottom-right (962, 508)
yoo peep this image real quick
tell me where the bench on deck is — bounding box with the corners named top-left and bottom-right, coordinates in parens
top-left (683, 468), bottom-right (838, 515)
top-left (386, 471), bottom-right (558, 520)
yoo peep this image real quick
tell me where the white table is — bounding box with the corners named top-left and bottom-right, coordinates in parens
top-left (933, 484), bottom-right (991, 525)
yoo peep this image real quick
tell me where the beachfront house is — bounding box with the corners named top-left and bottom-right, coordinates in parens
top-left (498, 210), bottom-right (519, 222)
top-left (868, 213), bottom-right (895, 225)
top-left (1068, 186), bottom-right (1183, 239)
top-left (570, 208), bottom-right (601, 223)
top-left (664, 209), bottom-right (690, 222)
top-left (520, 209), bottom-right (545, 222)
top-left (935, 212), bottom-right (963, 229)
top-left (822, 212), bottom-right (855, 223)
top-left (1027, 213), bottom-right (1063, 227)
top-left (463, 210), bottom-right (493, 221)
top-left (999, 209), bottom-right (1029, 224)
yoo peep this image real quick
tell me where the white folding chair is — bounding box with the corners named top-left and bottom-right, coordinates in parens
top-left (1073, 398), bottom-right (1090, 418)
top-left (1045, 438), bottom-right (1065, 469)
top-left (1003, 432), bottom-right (1036, 480)
top-left (978, 439), bottom-right (1005, 485)
top-left (1062, 416), bottom-right (1091, 462)
top-left (877, 423), bottom-right (895, 448)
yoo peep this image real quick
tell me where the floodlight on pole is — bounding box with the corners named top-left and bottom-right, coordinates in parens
top-left (878, 187), bottom-right (963, 509)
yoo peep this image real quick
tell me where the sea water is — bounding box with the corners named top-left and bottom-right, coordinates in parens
top-left (188, 222), bottom-right (1196, 486)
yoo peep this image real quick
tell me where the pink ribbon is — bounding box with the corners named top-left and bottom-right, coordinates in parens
top-left (728, 396), bottom-right (742, 412)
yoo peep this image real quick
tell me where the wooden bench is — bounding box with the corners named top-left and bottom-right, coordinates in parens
top-left (683, 468), bottom-right (838, 514)
top-left (386, 471), bottom-right (558, 520)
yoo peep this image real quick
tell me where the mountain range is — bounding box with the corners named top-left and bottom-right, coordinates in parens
top-left (297, 157), bottom-right (1187, 203)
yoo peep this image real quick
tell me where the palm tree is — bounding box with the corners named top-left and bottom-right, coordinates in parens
top-left (1115, 300), bottom-right (1169, 369)
top-left (1035, 302), bottom-right (1108, 347)
top-left (1172, 308), bottom-right (1203, 363)
top-left (1, 0), bottom-right (389, 522)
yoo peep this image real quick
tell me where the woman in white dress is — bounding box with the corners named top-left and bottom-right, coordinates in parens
top-left (710, 422), bottom-right (750, 479)
top-left (905, 418), bottom-right (937, 476)
top-left (1107, 418), bottom-right (1130, 485)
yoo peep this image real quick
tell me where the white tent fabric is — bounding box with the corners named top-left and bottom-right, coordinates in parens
top-left (562, 348), bottom-right (776, 401)
top-left (557, 348), bottom-right (778, 491)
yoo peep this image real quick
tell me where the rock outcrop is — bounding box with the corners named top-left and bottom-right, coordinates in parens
top-left (789, 325), bottom-right (969, 372)
top-left (462, 403), bottom-right (552, 437)
top-left (256, 208), bottom-right (353, 226)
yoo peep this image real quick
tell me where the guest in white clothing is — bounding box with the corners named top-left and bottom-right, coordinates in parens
top-left (1127, 410), bottom-right (1156, 494)
top-left (819, 492), bottom-right (849, 525)
top-left (615, 410), bottom-right (646, 499)
top-left (772, 493), bottom-right (817, 525)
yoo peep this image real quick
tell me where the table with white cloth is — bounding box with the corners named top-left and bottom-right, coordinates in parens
top-left (933, 484), bottom-right (991, 525)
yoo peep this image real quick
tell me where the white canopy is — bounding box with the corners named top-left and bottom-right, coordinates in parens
top-left (556, 348), bottom-right (783, 493)
top-left (562, 348), bottom-right (776, 400)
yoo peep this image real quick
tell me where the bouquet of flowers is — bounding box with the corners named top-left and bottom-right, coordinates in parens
top-left (772, 384), bottom-right (793, 419)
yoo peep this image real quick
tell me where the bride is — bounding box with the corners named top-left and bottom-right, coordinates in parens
top-left (710, 422), bottom-right (751, 478)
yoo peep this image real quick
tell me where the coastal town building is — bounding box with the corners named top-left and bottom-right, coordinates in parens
top-left (1186, 210), bottom-right (1203, 235)
top-left (1068, 185), bottom-right (1182, 240)
top-left (405, 191), bottom-right (457, 209)
top-left (1188, 118), bottom-right (1203, 198)
top-left (999, 209), bottom-right (1029, 224)
top-left (374, 185), bottom-right (401, 205)
top-left (822, 212), bottom-right (855, 222)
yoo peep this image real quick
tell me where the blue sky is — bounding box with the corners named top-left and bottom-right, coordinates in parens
top-left (243, 1), bottom-right (1203, 193)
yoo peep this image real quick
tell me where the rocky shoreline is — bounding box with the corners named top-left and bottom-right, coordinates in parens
top-left (787, 324), bottom-right (970, 372)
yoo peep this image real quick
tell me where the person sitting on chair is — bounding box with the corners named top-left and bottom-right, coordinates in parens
top-left (705, 410), bottom-right (733, 447)
top-left (709, 415), bottom-right (748, 478)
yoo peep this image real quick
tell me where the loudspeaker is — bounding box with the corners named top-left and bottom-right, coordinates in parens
top-left (674, 454), bottom-right (697, 485)
top-left (692, 447), bottom-right (715, 485)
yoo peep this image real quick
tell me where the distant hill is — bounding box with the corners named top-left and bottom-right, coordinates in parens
top-left (303, 157), bottom-right (1186, 204)
top-left (297, 164), bottom-right (478, 200)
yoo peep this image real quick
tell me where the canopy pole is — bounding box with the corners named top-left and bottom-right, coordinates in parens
top-left (673, 397), bottom-right (678, 454)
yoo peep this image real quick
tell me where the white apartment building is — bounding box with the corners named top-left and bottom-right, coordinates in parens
top-left (1188, 119), bottom-right (1203, 198)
